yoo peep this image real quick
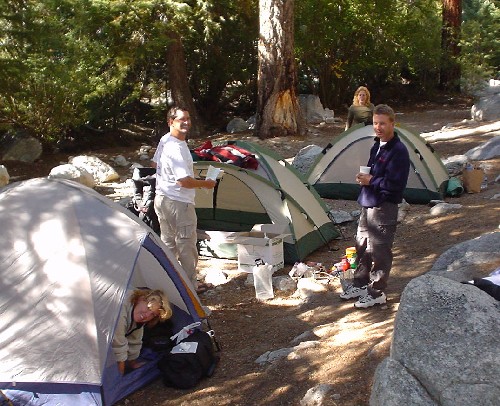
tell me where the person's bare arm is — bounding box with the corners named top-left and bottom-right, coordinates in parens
top-left (177, 176), bottom-right (216, 189)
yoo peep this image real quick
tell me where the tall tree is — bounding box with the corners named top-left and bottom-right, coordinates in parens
top-left (440, 0), bottom-right (462, 91)
top-left (256, 0), bottom-right (305, 139)
top-left (166, 32), bottom-right (205, 138)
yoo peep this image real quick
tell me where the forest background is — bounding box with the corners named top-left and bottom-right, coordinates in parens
top-left (0, 0), bottom-right (498, 147)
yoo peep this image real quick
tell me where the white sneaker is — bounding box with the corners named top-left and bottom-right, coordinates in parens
top-left (354, 292), bottom-right (386, 308)
top-left (339, 284), bottom-right (367, 300)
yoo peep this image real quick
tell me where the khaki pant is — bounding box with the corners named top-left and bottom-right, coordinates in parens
top-left (353, 201), bottom-right (398, 297)
top-left (154, 195), bottom-right (198, 288)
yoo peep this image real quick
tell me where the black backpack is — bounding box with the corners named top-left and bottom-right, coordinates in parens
top-left (126, 167), bottom-right (161, 235)
top-left (157, 329), bottom-right (219, 389)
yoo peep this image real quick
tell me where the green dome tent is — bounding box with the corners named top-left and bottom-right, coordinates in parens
top-left (306, 124), bottom-right (449, 204)
top-left (193, 141), bottom-right (339, 264)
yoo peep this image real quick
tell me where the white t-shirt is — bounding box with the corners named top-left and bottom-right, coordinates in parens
top-left (153, 133), bottom-right (196, 204)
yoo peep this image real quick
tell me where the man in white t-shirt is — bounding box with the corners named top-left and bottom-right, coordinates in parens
top-left (153, 107), bottom-right (216, 291)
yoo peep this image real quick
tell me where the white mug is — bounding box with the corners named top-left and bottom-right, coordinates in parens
top-left (359, 166), bottom-right (371, 174)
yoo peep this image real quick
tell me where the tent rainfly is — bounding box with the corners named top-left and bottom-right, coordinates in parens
top-left (0, 178), bottom-right (206, 406)
top-left (193, 141), bottom-right (339, 263)
top-left (306, 124), bottom-right (449, 203)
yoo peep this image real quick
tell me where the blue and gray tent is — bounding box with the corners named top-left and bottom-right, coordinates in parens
top-left (0, 178), bottom-right (207, 405)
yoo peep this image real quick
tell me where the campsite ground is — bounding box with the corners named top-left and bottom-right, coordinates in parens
top-left (3, 99), bottom-right (500, 405)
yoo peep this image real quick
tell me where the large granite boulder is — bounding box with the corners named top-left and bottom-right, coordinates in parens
top-left (299, 94), bottom-right (334, 124)
top-left (0, 131), bottom-right (43, 163)
top-left (465, 136), bottom-right (500, 161)
top-left (471, 93), bottom-right (500, 121)
top-left (371, 273), bottom-right (500, 406)
top-left (428, 232), bottom-right (500, 282)
top-left (69, 155), bottom-right (120, 183)
top-left (291, 144), bottom-right (323, 175)
top-left (48, 164), bottom-right (96, 188)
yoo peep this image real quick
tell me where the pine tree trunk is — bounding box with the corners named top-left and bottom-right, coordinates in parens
top-left (439, 0), bottom-right (462, 91)
top-left (166, 33), bottom-right (206, 139)
top-left (256, 0), bottom-right (305, 139)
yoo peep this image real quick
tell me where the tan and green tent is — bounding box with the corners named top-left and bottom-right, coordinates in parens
top-left (193, 141), bottom-right (339, 263)
top-left (306, 124), bottom-right (449, 203)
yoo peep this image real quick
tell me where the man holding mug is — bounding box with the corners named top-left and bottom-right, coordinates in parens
top-left (340, 104), bottom-right (410, 308)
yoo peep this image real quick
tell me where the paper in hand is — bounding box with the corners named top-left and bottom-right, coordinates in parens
top-left (206, 165), bottom-right (223, 181)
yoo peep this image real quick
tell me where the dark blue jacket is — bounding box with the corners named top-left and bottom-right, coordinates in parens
top-left (358, 133), bottom-right (410, 208)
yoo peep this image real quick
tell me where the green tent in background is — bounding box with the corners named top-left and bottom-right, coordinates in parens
top-left (306, 124), bottom-right (449, 204)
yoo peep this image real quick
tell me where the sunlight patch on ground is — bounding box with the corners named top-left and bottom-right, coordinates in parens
top-left (425, 213), bottom-right (462, 225)
top-left (422, 121), bottom-right (500, 141)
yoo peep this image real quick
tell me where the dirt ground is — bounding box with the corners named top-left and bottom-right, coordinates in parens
top-left (2, 101), bottom-right (499, 405)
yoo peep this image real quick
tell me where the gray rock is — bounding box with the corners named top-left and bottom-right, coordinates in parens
top-left (471, 93), bottom-right (500, 121)
top-left (255, 341), bottom-right (320, 365)
top-left (465, 136), bottom-right (500, 161)
top-left (299, 94), bottom-right (330, 124)
top-left (372, 231), bottom-right (500, 406)
top-left (429, 232), bottom-right (500, 282)
top-left (328, 210), bottom-right (353, 224)
top-left (440, 383), bottom-right (500, 406)
top-left (387, 274), bottom-right (500, 404)
top-left (113, 155), bottom-right (130, 167)
top-left (469, 79), bottom-right (500, 97)
top-left (370, 358), bottom-right (436, 406)
top-left (429, 202), bottom-right (462, 216)
top-left (292, 145), bottom-right (323, 174)
top-left (48, 164), bottom-right (96, 188)
top-left (300, 384), bottom-right (334, 406)
top-left (226, 117), bottom-right (250, 133)
top-left (69, 155), bottom-right (120, 183)
top-left (246, 115), bottom-right (257, 130)
top-left (350, 209), bottom-right (361, 217)
top-left (1, 134), bottom-right (42, 163)
top-left (290, 330), bottom-right (316, 346)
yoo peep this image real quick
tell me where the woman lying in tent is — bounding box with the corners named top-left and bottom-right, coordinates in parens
top-left (112, 288), bottom-right (173, 375)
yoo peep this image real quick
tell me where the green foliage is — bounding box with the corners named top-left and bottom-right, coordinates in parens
top-left (0, 0), bottom-right (195, 141)
top-left (295, 0), bottom-right (442, 107)
top-left (0, 0), bottom-right (495, 144)
top-left (0, 0), bottom-right (92, 141)
top-left (460, 0), bottom-right (500, 92)
top-left (182, 0), bottom-right (258, 121)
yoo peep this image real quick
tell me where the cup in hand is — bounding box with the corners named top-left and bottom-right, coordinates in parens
top-left (359, 165), bottom-right (371, 174)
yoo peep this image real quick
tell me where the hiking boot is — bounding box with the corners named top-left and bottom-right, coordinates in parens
top-left (354, 292), bottom-right (387, 308)
top-left (339, 284), bottom-right (367, 300)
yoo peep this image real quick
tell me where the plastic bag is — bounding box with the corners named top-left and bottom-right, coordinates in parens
top-left (253, 261), bottom-right (274, 300)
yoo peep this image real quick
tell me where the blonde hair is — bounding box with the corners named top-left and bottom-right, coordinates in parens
top-left (353, 86), bottom-right (371, 106)
top-left (130, 288), bottom-right (173, 322)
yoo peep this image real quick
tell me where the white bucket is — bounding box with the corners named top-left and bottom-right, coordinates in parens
top-left (253, 263), bottom-right (274, 300)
